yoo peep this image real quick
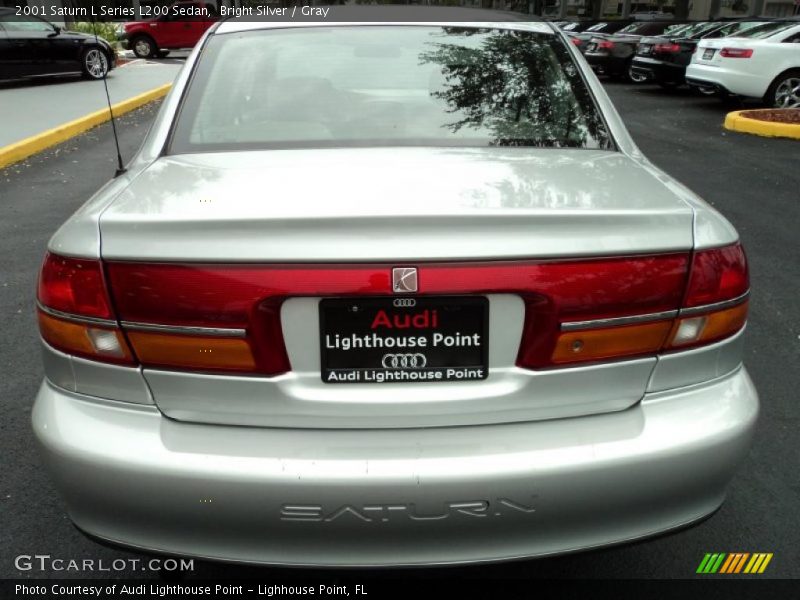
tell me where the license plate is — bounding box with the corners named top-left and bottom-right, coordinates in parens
top-left (319, 296), bottom-right (488, 384)
top-left (703, 48), bottom-right (715, 60)
top-left (639, 44), bottom-right (652, 55)
top-left (586, 43), bottom-right (596, 52)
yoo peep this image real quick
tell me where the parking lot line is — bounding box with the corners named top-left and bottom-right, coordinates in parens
top-left (0, 83), bottom-right (171, 170)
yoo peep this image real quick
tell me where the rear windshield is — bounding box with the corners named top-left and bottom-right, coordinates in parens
top-left (618, 22), bottom-right (687, 36)
top-left (586, 22), bottom-right (609, 32)
top-left (169, 26), bottom-right (612, 153)
top-left (707, 21), bottom-right (765, 38)
top-left (732, 21), bottom-right (796, 39)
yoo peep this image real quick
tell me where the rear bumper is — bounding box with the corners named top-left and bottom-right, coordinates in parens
top-left (631, 57), bottom-right (686, 85)
top-left (585, 53), bottom-right (627, 76)
top-left (685, 64), bottom-right (768, 99)
top-left (32, 367), bottom-right (758, 566)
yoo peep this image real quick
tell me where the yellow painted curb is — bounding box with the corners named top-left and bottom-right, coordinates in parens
top-left (724, 109), bottom-right (800, 140)
top-left (0, 83), bottom-right (172, 169)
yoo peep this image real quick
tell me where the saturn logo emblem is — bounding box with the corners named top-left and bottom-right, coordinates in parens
top-left (392, 267), bottom-right (418, 294)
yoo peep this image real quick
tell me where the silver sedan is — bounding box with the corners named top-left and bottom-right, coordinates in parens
top-left (32, 17), bottom-right (757, 566)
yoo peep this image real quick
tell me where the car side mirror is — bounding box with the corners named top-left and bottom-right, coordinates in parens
top-left (50, 25), bottom-right (61, 36)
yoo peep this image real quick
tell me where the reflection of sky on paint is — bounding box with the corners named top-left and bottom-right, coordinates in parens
top-left (109, 148), bottom-right (690, 220)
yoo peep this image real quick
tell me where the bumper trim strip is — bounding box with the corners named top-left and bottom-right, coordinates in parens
top-left (680, 291), bottom-right (750, 317)
top-left (36, 302), bottom-right (118, 328)
top-left (120, 321), bottom-right (247, 338)
top-left (561, 310), bottom-right (678, 332)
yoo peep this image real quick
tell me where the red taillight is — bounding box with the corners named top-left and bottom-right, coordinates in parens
top-left (720, 48), bottom-right (753, 58)
top-left (683, 244), bottom-right (749, 308)
top-left (570, 37), bottom-right (582, 46)
top-left (654, 43), bottom-right (681, 53)
top-left (520, 243), bottom-right (748, 366)
top-left (38, 253), bottom-right (113, 319)
top-left (37, 253), bottom-right (135, 365)
top-left (665, 243), bottom-right (749, 350)
top-left (597, 40), bottom-right (615, 50)
top-left (92, 246), bottom-right (747, 376)
top-left (107, 254), bottom-right (689, 374)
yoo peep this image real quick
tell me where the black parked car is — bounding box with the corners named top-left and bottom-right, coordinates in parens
top-left (584, 20), bottom-right (689, 80)
top-left (558, 20), bottom-right (602, 33)
top-left (567, 20), bottom-right (634, 53)
top-left (0, 8), bottom-right (116, 83)
top-left (630, 20), bottom-right (769, 89)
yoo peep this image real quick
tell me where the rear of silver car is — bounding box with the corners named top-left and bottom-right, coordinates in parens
top-left (32, 20), bottom-right (757, 566)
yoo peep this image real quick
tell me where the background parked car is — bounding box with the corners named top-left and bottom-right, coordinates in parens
top-left (630, 20), bottom-right (766, 89)
top-left (120, 0), bottom-right (217, 58)
top-left (0, 7), bottom-right (116, 82)
top-left (687, 21), bottom-right (800, 107)
top-left (558, 20), bottom-right (600, 33)
top-left (566, 21), bottom-right (633, 53)
top-left (584, 21), bottom-right (688, 80)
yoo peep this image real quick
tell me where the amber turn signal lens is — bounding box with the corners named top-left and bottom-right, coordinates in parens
top-left (667, 301), bottom-right (748, 349)
top-left (38, 311), bottom-right (134, 365)
top-left (126, 331), bottom-right (257, 372)
top-left (551, 320), bottom-right (673, 365)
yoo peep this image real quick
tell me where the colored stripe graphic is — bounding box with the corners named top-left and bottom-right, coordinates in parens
top-left (744, 553), bottom-right (773, 574)
top-left (697, 553), bottom-right (727, 574)
top-left (720, 553), bottom-right (749, 573)
top-left (699, 553), bottom-right (773, 574)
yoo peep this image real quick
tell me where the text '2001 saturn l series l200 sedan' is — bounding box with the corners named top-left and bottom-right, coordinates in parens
top-left (31, 15), bottom-right (758, 567)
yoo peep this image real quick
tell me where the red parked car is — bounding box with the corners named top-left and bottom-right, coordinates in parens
top-left (120, 1), bottom-right (217, 58)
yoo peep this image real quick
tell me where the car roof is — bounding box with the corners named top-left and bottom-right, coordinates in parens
top-left (216, 7), bottom-right (553, 36)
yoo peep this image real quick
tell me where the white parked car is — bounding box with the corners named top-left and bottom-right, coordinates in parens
top-left (686, 21), bottom-right (800, 107)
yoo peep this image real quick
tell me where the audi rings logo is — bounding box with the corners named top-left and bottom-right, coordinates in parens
top-left (393, 298), bottom-right (417, 308)
top-left (382, 353), bottom-right (427, 369)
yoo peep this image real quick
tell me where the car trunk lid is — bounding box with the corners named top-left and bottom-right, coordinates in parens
top-left (100, 148), bottom-right (695, 429)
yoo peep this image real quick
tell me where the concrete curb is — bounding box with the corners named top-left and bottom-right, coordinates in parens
top-left (0, 83), bottom-right (172, 170)
top-left (724, 109), bottom-right (800, 141)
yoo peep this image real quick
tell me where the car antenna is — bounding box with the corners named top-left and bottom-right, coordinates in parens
top-left (90, 14), bottom-right (126, 177)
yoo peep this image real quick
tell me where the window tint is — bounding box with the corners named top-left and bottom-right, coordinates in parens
top-left (734, 22), bottom-right (796, 39)
top-left (0, 13), bottom-right (54, 32)
top-left (586, 22), bottom-right (611, 32)
top-left (171, 26), bottom-right (612, 153)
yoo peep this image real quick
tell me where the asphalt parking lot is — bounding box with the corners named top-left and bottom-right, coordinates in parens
top-left (1, 81), bottom-right (798, 581)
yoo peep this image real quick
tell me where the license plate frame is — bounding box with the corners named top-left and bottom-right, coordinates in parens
top-left (703, 48), bottom-right (715, 60)
top-left (319, 296), bottom-right (489, 384)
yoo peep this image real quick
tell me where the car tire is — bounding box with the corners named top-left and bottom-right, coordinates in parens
top-left (765, 69), bottom-right (800, 109)
top-left (627, 63), bottom-right (647, 84)
top-left (131, 35), bottom-right (157, 59)
top-left (81, 47), bottom-right (109, 80)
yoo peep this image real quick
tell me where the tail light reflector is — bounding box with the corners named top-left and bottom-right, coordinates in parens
top-left (667, 301), bottom-right (749, 349)
top-left (107, 254), bottom-right (689, 374)
top-left (720, 48), bottom-right (753, 58)
top-left (37, 253), bottom-right (135, 366)
top-left (654, 43), bottom-right (681, 53)
top-left (682, 244), bottom-right (749, 308)
top-left (37, 311), bottom-right (134, 364)
top-left (552, 321), bottom-right (674, 365)
top-left (126, 331), bottom-right (257, 372)
top-left (546, 243), bottom-right (748, 365)
top-left (39, 244), bottom-right (748, 375)
top-left (37, 253), bottom-right (113, 319)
